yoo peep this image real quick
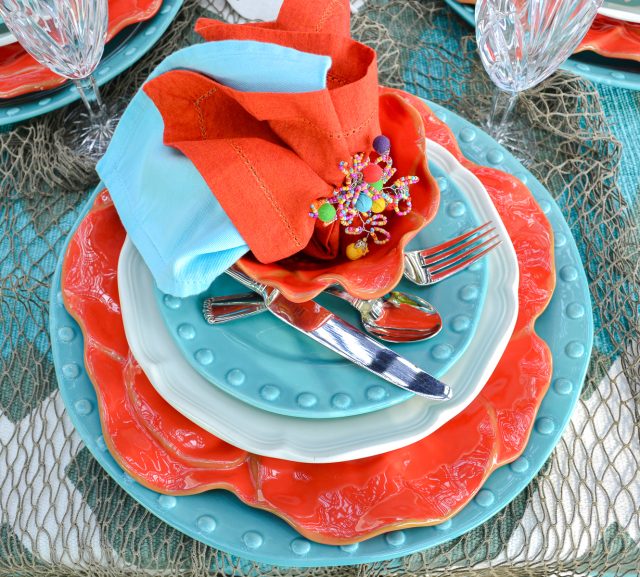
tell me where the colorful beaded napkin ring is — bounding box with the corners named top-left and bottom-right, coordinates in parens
top-left (309, 135), bottom-right (419, 260)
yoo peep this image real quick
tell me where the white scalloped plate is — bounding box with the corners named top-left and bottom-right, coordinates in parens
top-left (117, 139), bottom-right (518, 463)
top-left (600, 0), bottom-right (640, 23)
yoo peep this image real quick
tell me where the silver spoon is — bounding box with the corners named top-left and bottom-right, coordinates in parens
top-left (203, 287), bottom-right (443, 343)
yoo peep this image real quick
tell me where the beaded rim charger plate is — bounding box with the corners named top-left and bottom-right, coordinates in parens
top-left (51, 101), bottom-right (592, 567)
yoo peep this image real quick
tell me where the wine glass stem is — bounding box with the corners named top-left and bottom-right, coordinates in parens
top-left (73, 75), bottom-right (105, 120)
top-left (489, 89), bottom-right (518, 132)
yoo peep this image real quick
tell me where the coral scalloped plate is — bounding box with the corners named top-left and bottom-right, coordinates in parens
top-left (60, 91), bottom-right (556, 546)
top-left (0, 0), bottom-right (162, 99)
top-left (577, 15), bottom-right (640, 62)
top-left (237, 92), bottom-right (441, 303)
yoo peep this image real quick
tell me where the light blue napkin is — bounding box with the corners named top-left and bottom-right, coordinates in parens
top-left (97, 40), bottom-right (331, 297)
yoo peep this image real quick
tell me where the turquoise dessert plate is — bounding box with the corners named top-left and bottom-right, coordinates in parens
top-left (154, 159), bottom-right (489, 419)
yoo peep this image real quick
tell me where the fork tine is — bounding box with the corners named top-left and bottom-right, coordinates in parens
top-left (427, 240), bottom-right (502, 284)
top-left (417, 222), bottom-right (493, 259)
top-left (428, 236), bottom-right (500, 274)
top-left (421, 226), bottom-right (496, 267)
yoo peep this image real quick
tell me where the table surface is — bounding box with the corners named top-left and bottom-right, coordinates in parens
top-left (0, 0), bottom-right (638, 575)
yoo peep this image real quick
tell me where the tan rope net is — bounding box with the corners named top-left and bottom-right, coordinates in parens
top-left (0, 0), bottom-right (639, 575)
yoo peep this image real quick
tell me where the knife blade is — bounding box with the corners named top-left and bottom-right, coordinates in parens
top-left (226, 266), bottom-right (450, 401)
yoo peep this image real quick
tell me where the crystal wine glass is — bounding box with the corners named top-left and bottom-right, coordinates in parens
top-left (0, 0), bottom-right (118, 159)
top-left (475, 0), bottom-right (603, 144)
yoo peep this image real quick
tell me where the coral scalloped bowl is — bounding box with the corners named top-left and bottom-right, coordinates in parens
top-left (236, 90), bottom-right (440, 303)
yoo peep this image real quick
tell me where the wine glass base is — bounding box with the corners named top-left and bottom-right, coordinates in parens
top-left (63, 99), bottom-right (123, 162)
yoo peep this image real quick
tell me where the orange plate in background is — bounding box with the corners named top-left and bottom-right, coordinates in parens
top-left (62, 91), bottom-right (555, 545)
top-left (0, 0), bottom-right (162, 99)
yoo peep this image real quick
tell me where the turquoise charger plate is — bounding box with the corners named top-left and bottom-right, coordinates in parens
top-left (444, 0), bottom-right (640, 91)
top-left (51, 101), bottom-right (593, 568)
top-left (154, 159), bottom-right (488, 419)
top-left (0, 0), bottom-right (183, 126)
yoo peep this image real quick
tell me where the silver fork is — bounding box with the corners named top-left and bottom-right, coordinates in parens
top-left (403, 222), bottom-right (500, 286)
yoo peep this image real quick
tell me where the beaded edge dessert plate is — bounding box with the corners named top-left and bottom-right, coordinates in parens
top-left (153, 143), bottom-right (495, 419)
top-left (118, 139), bottom-right (517, 460)
top-left (445, 0), bottom-right (640, 90)
top-left (52, 101), bottom-right (591, 566)
top-left (0, 0), bottom-right (183, 125)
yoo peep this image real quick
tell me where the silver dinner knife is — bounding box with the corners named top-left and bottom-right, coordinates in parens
top-left (225, 266), bottom-right (451, 401)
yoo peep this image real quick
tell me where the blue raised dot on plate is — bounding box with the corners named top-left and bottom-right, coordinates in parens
top-left (576, 63), bottom-right (590, 72)
top-left (194, 349), bottom-right (214, 366)
top-left (566, 303), bottom-right (585, 319)
top-left (611, 71), bottom-right (626, 80)
top-left (468, 260), bottom-right (483, 272)
top-left (431, 344), bottom-right (453, 360)
top-left (163, 294), bottom-right (182, 309)
top-left (510, 456), bottom-right (530, 473)
top-left (486, 149), bottom-right (504, 164)
top-left (447, 201), bottom-right (466, 217)
top-left (38, 98), bottom-right (52, 106)
top-left (197, 515), bottom-right (216, 533)
top-left (435, 519), bottom-right (452, 531)
top-left (554, 233), bottom-right (567, 248)
top-left (243, 531), bottom-right (263, 549)
top-left (98, 66), bottom-right (111, 76)
top-left (160, 4), bottom-right (171, 13)
top-left (553, 378), bottom-right (573, 395)
top-left (475, 489), bottom-right (495, 507)
top-left (436, 176), bottom-right (449, 192)
top-left (124, 47), bottom-right (137, 56)
top-left (5, 108), bottom-right (20, 117)
top-left (56, 291), bottom-right (64, 307)
top-left (560, 265), bottom-right (578, 282)
top-left (96, 436), bottom-right (107, 451)
top-left (451, 315), bottom-right (471, 333)
top-left (565, 341), bottom-right (585, 359)
top-left (122, 473), bottom-right (135, 485)
top-left (514, 171), bottom-right (528, 184)
top-left (366, 385), bottom-right (387, 401)
top-left (340, 543), bottom-right (359, 553)
top-left (331, 393), bottom-right (352, 409)
top-left (435, 109), bottom-right (447, 122)
top-left (58, 326), bottom-right (75, 342)
top-left (459, 128), bottom-right (476, 142)
top-left (459, 285), bottom-right (479, 301)
top-left (74, 399), bottom-right (92, 416)
top-left (538, 200), bottom-right (551, 214)
top-left (385, 531), bottom-right (406, 546)
top-left (297, 392), bottom-right (317, 408)
top-left (260, 384), bottom-right (280, 401)
top-left (290, 539), bottom-right (311, 555)
top-left (158, 495), bottom-right (177, 510)
top-left (226, 369), bottom-right (245, 386)
top-left (536, 417), bottom-right (555, 435)
top-left (144, 26), bottom-right (157, 36)
top-left (177, 323), bottom-right (195, 340)
top-left (62, 363), bottom-right (80, 379)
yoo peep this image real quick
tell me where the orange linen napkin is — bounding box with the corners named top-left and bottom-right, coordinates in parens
top-left (143, 0), bottom-right (381, 264)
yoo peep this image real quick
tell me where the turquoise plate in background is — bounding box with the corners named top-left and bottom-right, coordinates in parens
top-left (444, 0), bottom-right (640, 91)
top-left (51, 101), bottom-right (593, 567)
top-left (154, 159), bottom-right (488, 419)
top-left (0, 0), bottom-right (183, 126)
